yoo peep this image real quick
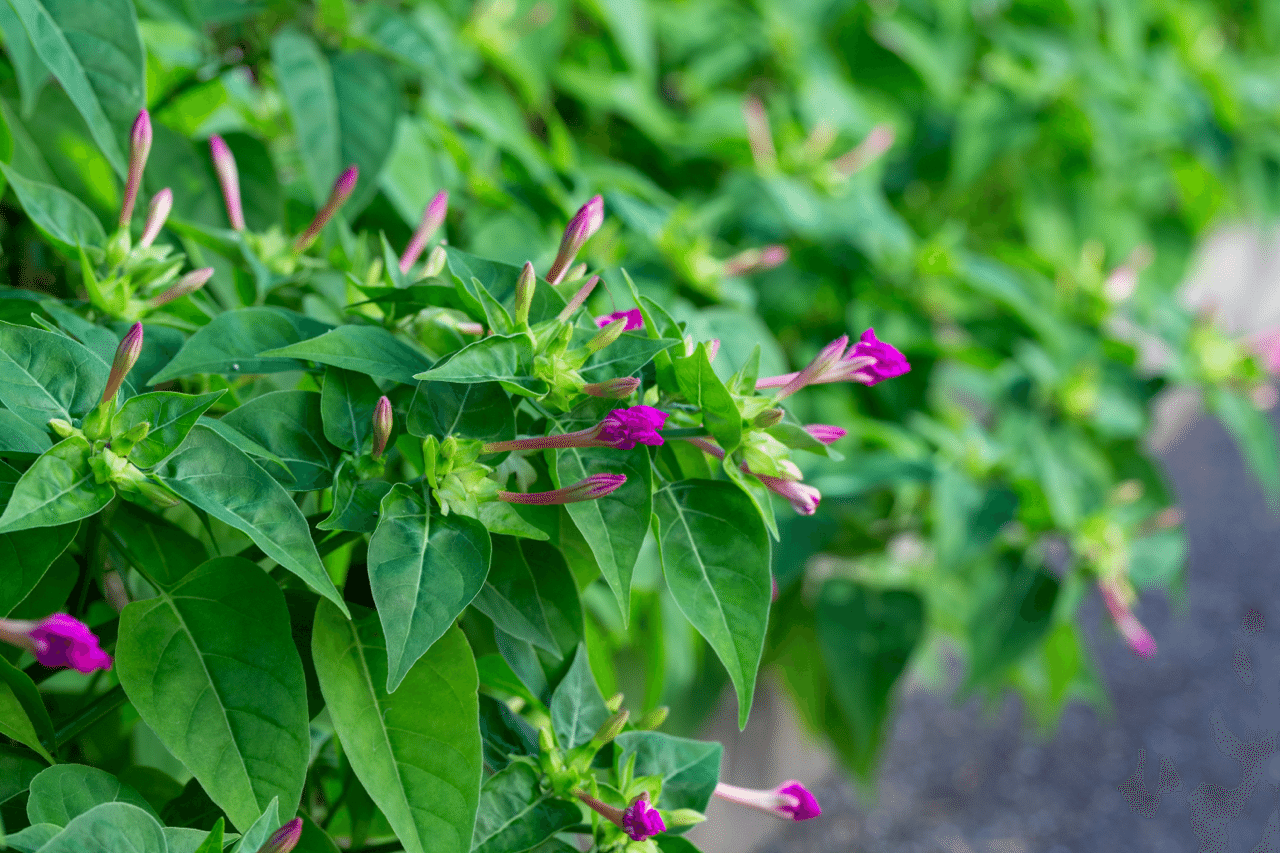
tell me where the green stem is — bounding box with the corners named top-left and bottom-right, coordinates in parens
top-left (659, 427), bottom-right (710, 439)
top-left (54, 684), bottom-right (127, 749)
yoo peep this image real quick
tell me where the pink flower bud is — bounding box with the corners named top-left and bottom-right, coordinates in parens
top-left (119, 110), bottom-right (152, 228)
top-left (547, 195), bottom-right (604, 285)
top-left (0, 614), bottom-right (112, 673)
top-left (757, 474), bottom-right (821, 515)
top-left (706, 339), bottom-right (720, 362)
top-left (400, 190), bottom-right (448, 273)
top-left (1099, 581), bottom-right (1157, 658)
top-left (151, 268), bottom-right (214, 307)
top-left (832, 123), bottom-right (895, 176)
top-left (742, 95), bottom-right (777, 171)
top-left (713, 781), bottom-right (821, 821)
top-left (803, 425), bottom-right (846, 445)
top-left (498, 473), bottom-right (626, 505)
top-left (139, 189), bottom-right (172, 248)
top-left (255, 818), bottom-right (303, 853)
top-left (102, 323), bottom-right (143, 404)
top-left (724, 245), bottom-right (789, 276)
top-left (371, 396), bottom-right (393, 459)
top-left (556, 274), bottom-right (600, 323)
top-left (774, 335), bottom-right (849, 400)
top-left (295, 166), bottom-right (359, 252)
top-left (210, 135), bottom-right (246, 231)
top-left (583, 377), bottom-right (642, 398)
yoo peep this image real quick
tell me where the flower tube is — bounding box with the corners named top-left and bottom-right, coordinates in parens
top-left (497, 473), bottom-right (626, 505)
top-left (295, 166), bottom-right (359, 252)
top-left (482, 406), bottom-right (668, 454)
top-left (712, 780), bottom-right (821, 821)
top-left (119, 110), bottom-right (152, 228)
top-left (400, 190), bottom-right (448, 273)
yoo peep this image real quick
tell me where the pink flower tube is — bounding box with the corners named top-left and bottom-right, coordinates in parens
top-left (713, 780), bottom-right (821, 821)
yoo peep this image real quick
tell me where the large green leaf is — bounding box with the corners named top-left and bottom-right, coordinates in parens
top-left (471, 536), bottom-right (574, 654)
top-left (548, 644), bottom-right (608, 749)
top-left (26, 764), bottom-right (157, 826)
top-left (817, 579), bottom-right (924, 776)
top-left (0, 657), bottom-right (54, 762)
top-left (412, 335), bottom-right (547, 396)
top-left (579, 334), bottom-right (680, 383)
top-left (964, 557), bottom-right (1059, 689)
top-left (0, 409), bottom-right (52, 455)
top-left (671, 344), bottom-right (741, 454)
top-left (0, 321), bottom-right (111, 429)
top-left (149, 308), bottom-right (333, 384)
top-left (107, 503), bottom-right (207, 589)
top-left (116, 557), bottom-right (309, 832)
top-left (654, 480), bottom-right (770, 728)
top-left (320, 367), bottom-right (381, 454)
top-left (367, 483), bottom-right (491, 691)
top-left (312, 603), bottom-right (481, 853)
top-left (0, 437), bottom-right (113, 533)
top-left (111, 390), bottom-right (225, 469)
top-left (220, 390), bottom-right (338, 491)
top-left (35, 802), bottom-right (166, 853)
top-left (155, 424), bottom-right (347, 615)
top-left (470, 762), bottom-right (580, 853)
top-left (316, 460), bottom-right (390, 533)
top-left (478, 694), bottom-right (537, 772)
top-left (260, 326), bottom-right (433, 385)
top-left (3, 0), bottom-right (144, 176)
top-left (0, 164), bottom-right (105, 254)
top-left (407, 381), bottom-right (514, 444)
top-left (613, 731), bottom-right (721, 812)
top-left (0, 522), bottom-right (77, 615)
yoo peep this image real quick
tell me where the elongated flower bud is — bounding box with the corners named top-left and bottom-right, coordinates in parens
top-left (742, 95), bottom-right (777, 171)
top-left (724, 245), bottom-right (789, 276)
top-left (775, 335), bottom-right (849, 400)
top-left (255, 818), bottom-right (303, 853)
top-left (592, 709), bottom-right (629, 744)
top-left (634, 706), bottom-right (669, 730)
top-left (514, 261), bottom-right (536, 326)
top-left (686, 437), bottom-right (821, 515)
top-left (0, 614), bottom-right (111, 673)
top-left (1099, 580), bottom-right (1157, 658)
top-left (583, 377), bottom-right (641, 398)
top-left (209, 135), bottom-right (246, 231)
top-left (151, 268), bottom-right (214, 307)
top-left (832, 123), bottom-right (895, 176)
top-left (139, 188), bottom-right (172, 248)
top-left (713, 781), bottom-right (821, 821)
top-left (804, 424), bottom-right (846, 445)
top-left (587, 317), bottom-right (627, 353)
top-left (400, 190), bottom-right (448, 273)
top-left (556, 274), bottom-right (600, 323)
top-left (371, 396), bottom-right (393, 459)
top-left (498, 473), bottom-right (626, 505)
top-left (102, 323), bottom-right (143, 404)
top-left (424, 244), bottom-right (448, 277)
top-left (547, 195), bottom-right (604, 285)
top-left (753, 408), bottom-right (785, 429)
top-left (295, 166), bottom-right (359, 252)
top-left (564, 262), bottom-right (588, 283)
top-left (119, 110), bottom-right (152, 228)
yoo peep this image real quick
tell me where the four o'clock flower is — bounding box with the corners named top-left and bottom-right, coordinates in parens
top-left (295, 166), bottom-right (359, 252)
top-left (483, 406), bottom-right (669, 454)
top-left (724, 245), bottom-right (789, 277)
top-left (400, 190), bottom-right (448, 273)
top-left (0, 614), bottom-right (112, 673)
top-left (255, 818), bottom-right (303, 853)
top-left (371, 396), bottom-right (393, 459)
top-left (151, 268), bottom-right (214, 307)
top-left (547, 195), bottom-right (604, 285)
top-left (102, 322), bottom-right (143, 404)
top-left (575, 790), bottom-right (666, 842)
top-left (804, 424), bottom-right (847, 445)
top-left (583, 376), bottom-right (641, 398)
top-left (119, 110), bottom-right (152, 228)
top-left (713, 780), bottom-right (821, 821)
top-left (1099, 579), bottom-right (1157, 658)
top-left (498, 473), bottom-right (626, 505)
top-left (686, 437), bottom-right (821, 516)
top-left (209, 135), bottom-right (246, 230)
top-left (595, 309), bottom-right (643, 331)
top-left (139, 188), bottom-right (172, 248)
top-left (758, 328), bottom-right (910, 395)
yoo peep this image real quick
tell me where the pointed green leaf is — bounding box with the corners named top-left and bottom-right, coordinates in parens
top-left (228, 797), bottom-right (278, 853)
top-left (111, 390), bottom-right (225, 469)
top-left (0, 163), bottom-right (105, 255)
top-left (320, 367), bottom-right (382, 453)
top-left (579, 334), bottom-right (680, 383)
top-left (316, 460), bottom-right (391, 533)
top-left (471, 537), bottom-right (573, 654)
top-left (259, 326), bottom-right (433, 385)
top-left (549, 645), bottom-right (608, 749)
top-left (0, 437), bottom-right (113, 533)
top-left (412, 335), bottom-right (547, 396)
top-left (671, 344), bottom-right (741, 454)
top-left (408, 381), bottom-right (514, 444)
top-left (0, 522), bottom-right (77, 615)
top-left (0, 321), bottom-right (111, 430)
top-left (149, 308), bottom-right (333, 384)
top-left (35, 802), bottom-right (166, 853)
top-left (613, 732), bottom-right (721, 813)
top-left (26, 765), bottom-right (157, 826)
top-left (470, 762), bottom-right (580, 853)
top-left (0, 409), bottom-right (52, 456)
top-left (0, 657), bottom-right (54, 763)
top-left (220, 390), bottom-right (338, 491)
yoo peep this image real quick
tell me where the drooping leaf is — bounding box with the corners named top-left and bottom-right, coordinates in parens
top-left (312, 603), bottom-right (481, 853)
top-left (26, 764), bottom-right (157, 826)
top-left (413, 335), bottom-right (547, 396)
top-left (116, 558), bottom-right (309, 832)
top-left (367, 483), bottom-right (491, 691)
top-left (470, 762), bottom-right (580, 853)
top-left (0, 321), bottom-right (111, 429)
top-left (0, 522), bottom-right (77, 615)
top-left (155, 425), bottom-right (347, 614)
top-left (0, 164), bottom-right (105, 255)
top-left (35, 802), bottom-right (166, 853)
top-left (107, 503), bottom-right (206, 590)
top-left (0, 657), bottom-right (55, 763)
top-left (654, 480), bottom-right (770, 728)
top-left (549, 645), bottom-right (608, 749)
top-left (111, 390), bottom-right (225, 469)
top-left (471, 536), bottom-right (574, 654)
top-left (671, 344), bottom-right (741, 454)
top-left (0, 437), bottom-right (113, 533)
top-left (220, 390), bottom-right (338, 491)
top-left (149, 308), bottom-right (333, 384)
top-left (259, 325), bottom-right (433, 385)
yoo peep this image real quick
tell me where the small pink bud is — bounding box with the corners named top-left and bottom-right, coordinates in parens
top-left (400, 190), bottom-right (448, 273)
top-left (724, 245), bottom-right (789, 276)
top-left (498, 473), bottom-right (626, 505)
top-left (1100, 581), bottom-right (1157, 658)
top-left (210, 135), bottom-right (246, 231)
top-left (295, 166), bottom-right (359, 252)
top-left (832, 123), bottom-right (895, 176)
top-left (0, 614), bottom-right (112, 673)
top-left (371, 396), bottom-right (393, 459)
top-left (139, 189), bottom-right (172, 248)
top-left (102, 323), bottom-right (143, 404)
top-left (151, 268), bottom-right (214, 307)
top-left (119, 110), bottom-right (153, 228)
top-left (556, 274), bottom-right (600, 323)
top-left (583, 377), bottom-right (642, 398)
top-left (255, 818), bottom-right (303, 853)
top-left (742, 95), bottom-right (777, 171)
top-left (713, 781), bottom-right (821, 821)
top-left (547, 195), bottom-right (604, 285)
top-left (705, 339), bottom-right (721, 362)
top-left (803, 425), bottom-right (846, 445)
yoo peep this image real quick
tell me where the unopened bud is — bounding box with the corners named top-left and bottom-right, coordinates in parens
top-left (605, 692), bottom-right (624, 713)
top-left (135, 478), bottom-right (182, 507)
top-left (563, 262), bottom-right (588, 283)
top-left (102, 323), bottom-right (143, 404)
top-left (400, 190), bottom-right (448, 273)
top-left (556, 274), bottom-right (600, 323)
top-left (593, 709), bottom-right (629, 744)
top-left (209, 135), bottom-right (245, 230)
top-left (832, 123), bottom-right (896, 176)
top-left (112, 421), bottom-right (150, 457)
top-left (753, 408), bottom-right (785, 429)
top-left (424, 244), bottom-right (448, 278)
top-left (371, 396), bottom-right (393, 459)
top-left (538, 726), bottom-right (557, 753)
top-left (48, 418), bottom-right (77, 439)
top-left (583, 377), bottom-right (641, 398)
top-left (586, 317), bottom-right (626, 353)
top-left (105, 229), bottom-right (131, 268)
top-left (665, 809), bottom-right (707, 827)
top-left (151, 268), bottom-right (214, 307)
top-left (255, 818), bottom-right (303, 853)
top-left (295, 166), bottom-right (359, 252)
top-left (514, 261), bottom-right (536, 326)
top-left (634, 706), bottom-right (668, 731)
top-left (724, 245), bottom-right (789, 276)
top-left (547, 195), bottom-right (604, 285)
top-left (119, 110), bottom-right (152, 228)
top-left (139, 189), bottom-right (172, 248)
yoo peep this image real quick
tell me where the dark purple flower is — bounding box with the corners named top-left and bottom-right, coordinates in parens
top-left (28, 614), bottom-right (112, 673)
top-left (596, 405), bottom-right (669, 449)
top-left (595, 309), bottom-right (644, 331)
top-left (622, 792), bottom-right (666, 841)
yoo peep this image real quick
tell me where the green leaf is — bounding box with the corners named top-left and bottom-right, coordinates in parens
top-left (408, 381), bottom-right (515, 444)
top-left (316, 460), bottom-right (391, 533)
top-left (0, 522), bottom-right (76, 615)
top-left (471, 536), bottom-right (574, 654)
top-left (613, 731), bottom-right (721, 812)
top-left (579, 334), bottom-right (680, 383)
top-left (0, 436), bottom-right (113, 533)
top-left (116, 557), bottom-right (309, 832)
top-left (111, 390), bottom-right (225, 469)
top-left (0, 409), bottom-right (52, 455)
top-left (26, 765), bottom-right (157, 826)
top-left (0, 657), bottom-right (54, 763)
top-left (320, 367), bottom-right (382, 453)
top-left (0, 164), bottom-right (105, 254)
top-left (155, 424), bottom-right (347, 616)
top-left (312, 603), bottom-right (481, 853)
top-left (964, 557), bottom-right (1059, 690)
top-left (108, 503), bottom-right (206, 589)
top-left (549, 644), bottom-right (608, 749)
top-left (259, 326), bottom-right (433, 385)
top-left (220, 390), bottom-right (338, 491)
top-left (3, 823), bottom-right (61, 852)
top-left (444, 248), bottom-right (568, 325)
top-left (671, 344), bottom-right (742, 453)
top-left (1208, 387), bottom-right (1280, 509)
top-left (470, 762), bottom-right (580, 853)
top-left (654, 481), bottom-right (770, 728)
top-left (476, 502), bottom-right (553, 541)
top-left (228, 797), bottom-right (278, 853)
top-left (552, 442), bottom-right (651, 621)
top-left (478, 694), bottom-right (537, 771)
top-left (412, 335), bottom-right (547, 396)
top-left (0, 321), bottom-right (111, 429)
top-left (817, 579), bottom-right (924, 776)
top-left (2, 0), bottom-right (144, 176)
top-left (0, 3), bottom-right (50, 117)
top-left (34, 802), bottom-right (166, 853)
top-left (367, 483), bottom-right (491, 691)
top-left (187, 818), bottom-right (223, 853)
top-left (149, 308), bottom-right (333, 384)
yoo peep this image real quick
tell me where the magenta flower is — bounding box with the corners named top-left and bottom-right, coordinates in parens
top-left (713, 781), bottom-right (821, 821)
top-left (119, 110), bottom-right (152, 228)
top-left (756, 328), bottom-right (910, 396)
top-left (583, 377), bottom-right (642, 398)
top-left (209, 135), bottom-right (245, 231)
top-left (622, 792), bottom-right (666, 841)
top-left (0, 614), bottom-right (112, 673)
top-left (255, 818), bottom-right (303, 853)
top-left (371, 396), bottom-right (393, 459)
top-left (547, 195), bottom-right (604, 285)
top-left (295, 166), bottom-right (359, 252)
top-left (850, 329), bottom-right (910, 383)
top-left (102, 323), bottom-right (143, 404)
top-left (804, 425), bottom-right (847, 445)
top-left (483, 406), bottom-right (669, 453)
top-left (498, 474), bottom-right (626, 505)
top-left (595, 309), bottom-right (644, 331)
top-left (400, 190), bottom-right (448, 273)
top-left (685, 437), bottom-right (821, 516)
top-left (139, 188), bottom-right (172, 248)
top-left (1099, 581), bottom-right (1157, 658)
